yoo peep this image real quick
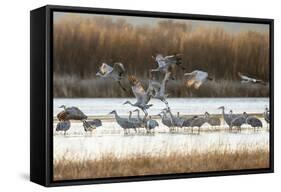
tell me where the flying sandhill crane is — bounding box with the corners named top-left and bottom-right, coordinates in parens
top-left (148, 71), bottom-right (171, 107)
top-left (246, 116), bottom-right (263, 131)
top-left (82, 119), bottom-right (102, 132)
top-left (230, 112), bottom-right (248, 132)
top-left (238, 72), bottom-right (267, 85)
top-left (109, 110), bottom-right (137, 134)
top-left (56, 120), bottom-right (71, 135)
top-left (190, 114), bottom-right (207, 134)
top-left (57, 105), bottom-right (87, 121)
top-left (204, 112), bottom-right (221, 128)
top-left (184, 70), bottom-right (212, 89)
top-left (151, 53), bottom-right (184, 80)
top-left (96, 62), bottom-right (127, 91)
top-left (145, 116), bottom-right (159, 133)
top-left (264, 107), bottom-right (270, 128)
top-left (124, 75), bottom-right (153, 117)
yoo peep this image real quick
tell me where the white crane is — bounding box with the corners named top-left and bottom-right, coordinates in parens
top-left (184, 70), bottom-right (212, 89)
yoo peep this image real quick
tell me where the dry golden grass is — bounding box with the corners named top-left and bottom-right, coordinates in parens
top-left (53, 148), bottom-right (269, 181)
top-left (53, 15), bottom-right (269, 98)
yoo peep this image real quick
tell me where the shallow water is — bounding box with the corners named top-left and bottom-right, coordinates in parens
top-left (53, 97), bottom-right (270, 160)
top-left (53, 97), bottom-right (269, 116)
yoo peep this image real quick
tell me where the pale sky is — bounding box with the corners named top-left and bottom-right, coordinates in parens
top-left (54, 12), bottom-right (269, 34)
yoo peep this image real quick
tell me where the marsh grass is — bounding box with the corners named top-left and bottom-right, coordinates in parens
top-left (53, 15), bottom-right (269, 98)
top-left (54, 74), bottom-right (269, 98)
top-left (53, 148), bottom-right (269, 180)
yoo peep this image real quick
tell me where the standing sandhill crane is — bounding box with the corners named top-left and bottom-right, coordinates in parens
top-left (124, 75), bottom-right (153, 117)
top-left (82, 119), bottom-right (102, 132)
top-left (56, 120), bottom-right (71, 135)
top-left (230, 112), bottom-right (248, 132)
top-left (218, 106), bottom-right (234, 130)
top-left (96, 62), bottom-right (127, 91)
top-left (205, 112), bottom-right (221, 128)
top-left (128, 111), bottom-right (143, 130)
top-left (264, 107), bottom-right (270, 127)
top-left (190, 114), bottom-right (207, 134)
top-left (109, 110), bottom-right (137, 134)
top-left (151, 53), bottom-right (184, 80)
top-left (149, 71), bottom-right (171, 107)
top-left (184, 70), bottom-right (212, 89)
top-left (163, 108), bottom-right (184, 131)
top-left (238, 72), bottom-right (267, 85)
top-left (246, 116), bottom-right (263, 131)
top-left (157, 112), bottom-right (174, 131)
top-left (57, 105), bottom-right (87, 121)
top-left (145, 116), bottom-right (159, 133)
top-left (176, 112), bottom-right (198, 131)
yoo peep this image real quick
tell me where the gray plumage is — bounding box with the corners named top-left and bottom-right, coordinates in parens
top-left (57, 105), bottom-right (87, 121)
top-left (176, 112), bottom-right (198, 128)
top-left (163, 108), bottom-right (184, 128)
top-left (109, 110), bottom-right (137, 134)
top-left (264, 107), bottom-right (270, 124)
top-left (125, 75), bottom-right (153, 117)
top-left (56, 120), bottom-right (71, 135)
top-left (205, 112), bottom-right (221, 127)
top-left (148, 71), bottom-right (171, 107)
top-left (230, 112), bottom-right (248, 131)
top-left (128, 111), bottom-right (143, 128)
top-left (191, 115), bottom-right (207, 133)
top-left (246, 116), bottom-right (263, 130)
top-left (82, 119), bottom-right (102, 132)
top-left (158, 112), bottom-right (173, 129)
top-left (96, 62), bottom-right (127, 91)
top-left (151, 54), bottom-right (183, 79)
top-left (146, 116), bottom-right (159, 133)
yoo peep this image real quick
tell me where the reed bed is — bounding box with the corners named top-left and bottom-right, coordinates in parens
top-left (53, 147), bottom-right (269, 180)
top-left (53, 15), bottom-right (269, 98)
top-left (54, 74), bottom-right (269, 98)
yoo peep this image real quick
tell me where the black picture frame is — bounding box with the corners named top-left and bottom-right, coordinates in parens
top-left (30, 5), bottom-right (274, 187)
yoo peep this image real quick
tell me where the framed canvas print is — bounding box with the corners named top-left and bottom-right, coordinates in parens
top-left (30, 5), bottom-right (274, 187)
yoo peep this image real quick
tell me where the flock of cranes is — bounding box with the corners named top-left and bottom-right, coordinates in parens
top-left (55, 53), bottom-right (270, 135)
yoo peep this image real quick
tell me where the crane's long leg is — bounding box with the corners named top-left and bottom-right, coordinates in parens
top-left (117, 81), bottom-right (128, 92)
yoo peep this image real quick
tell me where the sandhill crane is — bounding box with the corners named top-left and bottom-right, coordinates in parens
top-left (109, 110), bottom-right (137, 134)
top-left (57, 105), bottom-right (87, 121)
top-left (148, 71), bottom-right (171, 107)
top-left (157, 112), bottom-right (174, 131)
top-left (56, 120), bottom-right (71, 135)
top-left (218, 106), bottom-right (232, 129)
top-left (128, 111), bottom-right (143, 131)
top-left (124, 75), bottom-right (153, 116)
top-left (163, 108), bottom-right (184, 131)
top-left (96, 62), bottom-right (127, 91)
top-left (184, 70), bottom-right (212, 89)
top-left (82, 119), bottom-right (102, 132)
top-left (264, 107), bottom-right (270, 128)
top-left (176, 112), bottom-right (198, 131)
top-left (145, 116), bottom-right (159, 133)
top-left (205, 112), bottom-right (221, 128)
top-left (230, 112), bottom-right (248, 132)
top-left (238, 72), bottom-right (267, 85)
top-left (246, 116), bottom-right (263, 131)
top-left (151, 53), bottom-right (184, 79)
top-left (190, 114), bottom-right (207, 134)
